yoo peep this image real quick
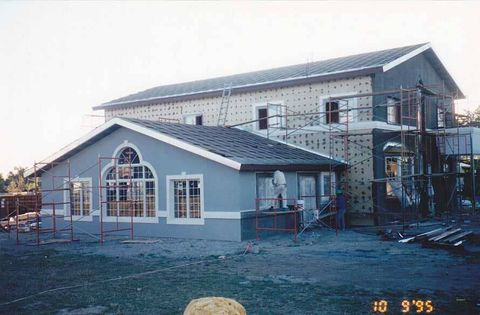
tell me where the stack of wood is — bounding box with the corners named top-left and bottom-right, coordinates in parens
top-left (0, 212), bottom-right (41, 232)
top-left (398, 226), bottom-right (473, 248)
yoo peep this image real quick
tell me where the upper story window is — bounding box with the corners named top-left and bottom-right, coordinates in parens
top-left (387, 97), bottom-right (401, 125)
top-left (325, 101), bottom-right (339, 124)
top-left (104, 147), bottom-right (156, 218)
top-left (184, 114), bottom-right (203, 125)
top-left (257, 108), bottom-right (268, 130)
top-left (321, 96), bottom-right (357, 124)
top-left (253, 102), bottom-right (285, 130)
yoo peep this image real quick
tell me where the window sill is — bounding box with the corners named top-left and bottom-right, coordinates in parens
top-left (102, 216), bottom-right (159, 223)
top-left (68, 215), bottom-right (93, 222)
top-left (166, 218), bottom-right (205, 225)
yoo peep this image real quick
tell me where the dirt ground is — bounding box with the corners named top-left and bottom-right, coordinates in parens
top-left (0, 227), bottom-right (479, 315)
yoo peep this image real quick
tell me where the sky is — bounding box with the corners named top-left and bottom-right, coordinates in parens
top-left (0, 1), bottom-right (479, 176)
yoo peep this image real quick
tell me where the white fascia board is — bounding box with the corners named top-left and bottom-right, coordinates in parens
top-left (28, 118), bottom-right (242, 177)
top-left (382, 43), bottom-right (431, 72)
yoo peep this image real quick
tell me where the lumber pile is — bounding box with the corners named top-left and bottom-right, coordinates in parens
top-left (398, 226), bottom-right (473, 248)
top-left (0, 212), bottom-right (41, 232)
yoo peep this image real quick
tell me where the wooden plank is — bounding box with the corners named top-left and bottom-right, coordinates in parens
top-left (398, 236), bottom-right (416, 243)
top-left (399, 227), bottom-right (449, 244)
top-left (443, 231), bottom-right (473, 243)
top-left (414, 227), bottom-right (447, 240)
top-left (429, 228), bottom-right (461, 242)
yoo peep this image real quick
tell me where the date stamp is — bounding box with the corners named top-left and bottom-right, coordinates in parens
top-left (372, 299), bottom-right (434, 313)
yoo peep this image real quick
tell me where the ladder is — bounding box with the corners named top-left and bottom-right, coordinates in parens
top-left (217, 83), bottom-right (232, 126)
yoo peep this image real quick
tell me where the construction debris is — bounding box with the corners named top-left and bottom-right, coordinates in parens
top-left (398, 226), bottom-right (474, 249)
top-left (0, 212), bottom-right (41, 232)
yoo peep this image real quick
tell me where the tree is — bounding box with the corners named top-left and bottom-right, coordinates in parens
top-left (0, 173), bottom-right (6, 193)
top-left (459, 105), bottom-right (480, 127)
top-left (5, 167), bottom-right (35, 193)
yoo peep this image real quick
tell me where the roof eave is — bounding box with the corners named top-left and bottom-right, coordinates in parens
top-left (239, 163), bottom-right (346, 172)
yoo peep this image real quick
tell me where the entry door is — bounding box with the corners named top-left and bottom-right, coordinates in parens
top-left (298, 175), bottom-right (317, 210)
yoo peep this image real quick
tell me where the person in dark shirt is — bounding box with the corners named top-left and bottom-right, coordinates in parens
top-left (336, 189), bottom-right (346, 231)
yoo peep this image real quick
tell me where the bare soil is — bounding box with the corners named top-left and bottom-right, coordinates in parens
top-left (0, 229), bottom-right (479, 314)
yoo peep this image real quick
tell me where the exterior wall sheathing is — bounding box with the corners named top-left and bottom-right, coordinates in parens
top-left (104, 76), bottom-right (377, 224)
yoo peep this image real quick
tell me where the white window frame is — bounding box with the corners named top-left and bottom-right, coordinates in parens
top-left (252, 100), bottom-right (285, 131)
top-left (387, 97), bottom-right (401, 125)
top-left (437, 106), bottom-right (445, 128)
top-left (255, 172), bottom-right (276, 210)
top-left (385, 155), bottom-right (415, 197)
top-left (319, 93), bottom-right (358, 124)
top-left (319, 172), bottom-right (336, 203)
top-left (99, 141), bottom-right (160, 223)
top-left (297, 173), bottom-right (318, 211)
top-left (166, 174), bottom-right (205, 225)
top-left (64, 177), bottom-right (93, 221)
top-left (183, 113), bottom-right (203, 125)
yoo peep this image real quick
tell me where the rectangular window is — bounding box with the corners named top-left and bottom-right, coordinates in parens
top-left (105, 164), bottom-right (156, 218)
top-left (387, 97), bottom-right (401, 124)
top-left (298, 174), bottom-right (317, 211)
top-left (385, 156), bottom-right (414, 197)
top-left (437, 106), bottom-right (445, 128)
top-left (106, 182), bottom-right (117, 216)
top-left (258, 108), bottom-right (268, 130)
top-left (256, 173), bottom-right (275, 209)
top-left (320, 172), bottom-right (335, 204)
top-left (145, 181), bottom-right (155, 217)
top-left (253, 102), bottom-right (285, 130)
top-left (118, 182), bottom-right (129, 216)
top-left (184, 114), bottom-right (203, 125)
top-left (268, 103), bottom-right (285, 128)
top-left (325, 101), bottom-right (339, 124)
top-left (169, 177), bottom-right (203, 221)
top-left (69, 179), bottom-right (91, 216)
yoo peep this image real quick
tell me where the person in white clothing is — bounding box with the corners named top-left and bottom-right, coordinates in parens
top-left (273, 170), bottom-right (287, 209)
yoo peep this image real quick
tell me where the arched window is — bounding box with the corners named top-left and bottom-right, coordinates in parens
top-left (105, 147), bottom-right (156, 218)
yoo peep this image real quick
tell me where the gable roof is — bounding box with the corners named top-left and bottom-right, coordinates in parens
top-left (27, 118), bottom-right (345, 177)
top-left (93, 43), bottom-right (463, 110)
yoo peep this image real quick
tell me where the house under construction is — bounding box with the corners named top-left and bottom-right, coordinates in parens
top-left (9, 43), bottom-right (479, 243)
top-left (93, 43), bottom-right (479, 225)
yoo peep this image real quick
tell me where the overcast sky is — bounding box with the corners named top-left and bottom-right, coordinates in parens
top-left (0, 1), bottom-right (479, 176)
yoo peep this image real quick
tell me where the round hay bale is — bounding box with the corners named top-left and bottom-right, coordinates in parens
top-left (183, 296), bottom-right (246, 315)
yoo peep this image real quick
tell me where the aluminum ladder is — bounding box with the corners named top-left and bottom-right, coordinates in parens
top-left (217, 83), bottom-right (232, 126)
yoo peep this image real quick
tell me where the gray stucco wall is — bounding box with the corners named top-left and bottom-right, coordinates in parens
top-left (40, 127), bottom-right (305, 241)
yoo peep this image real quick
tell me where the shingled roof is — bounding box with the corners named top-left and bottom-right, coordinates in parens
top-left (123, 117), bottom-right (343, 170)
top-left (27, 117), bottom-right (345, 177)
top-left (94, 43), bottom-right (463, 110)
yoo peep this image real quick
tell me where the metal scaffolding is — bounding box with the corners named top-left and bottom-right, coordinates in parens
top-left (232, 83), bottom-right (475, 229)
top-left (6, 161), bottom-right (75, 245)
